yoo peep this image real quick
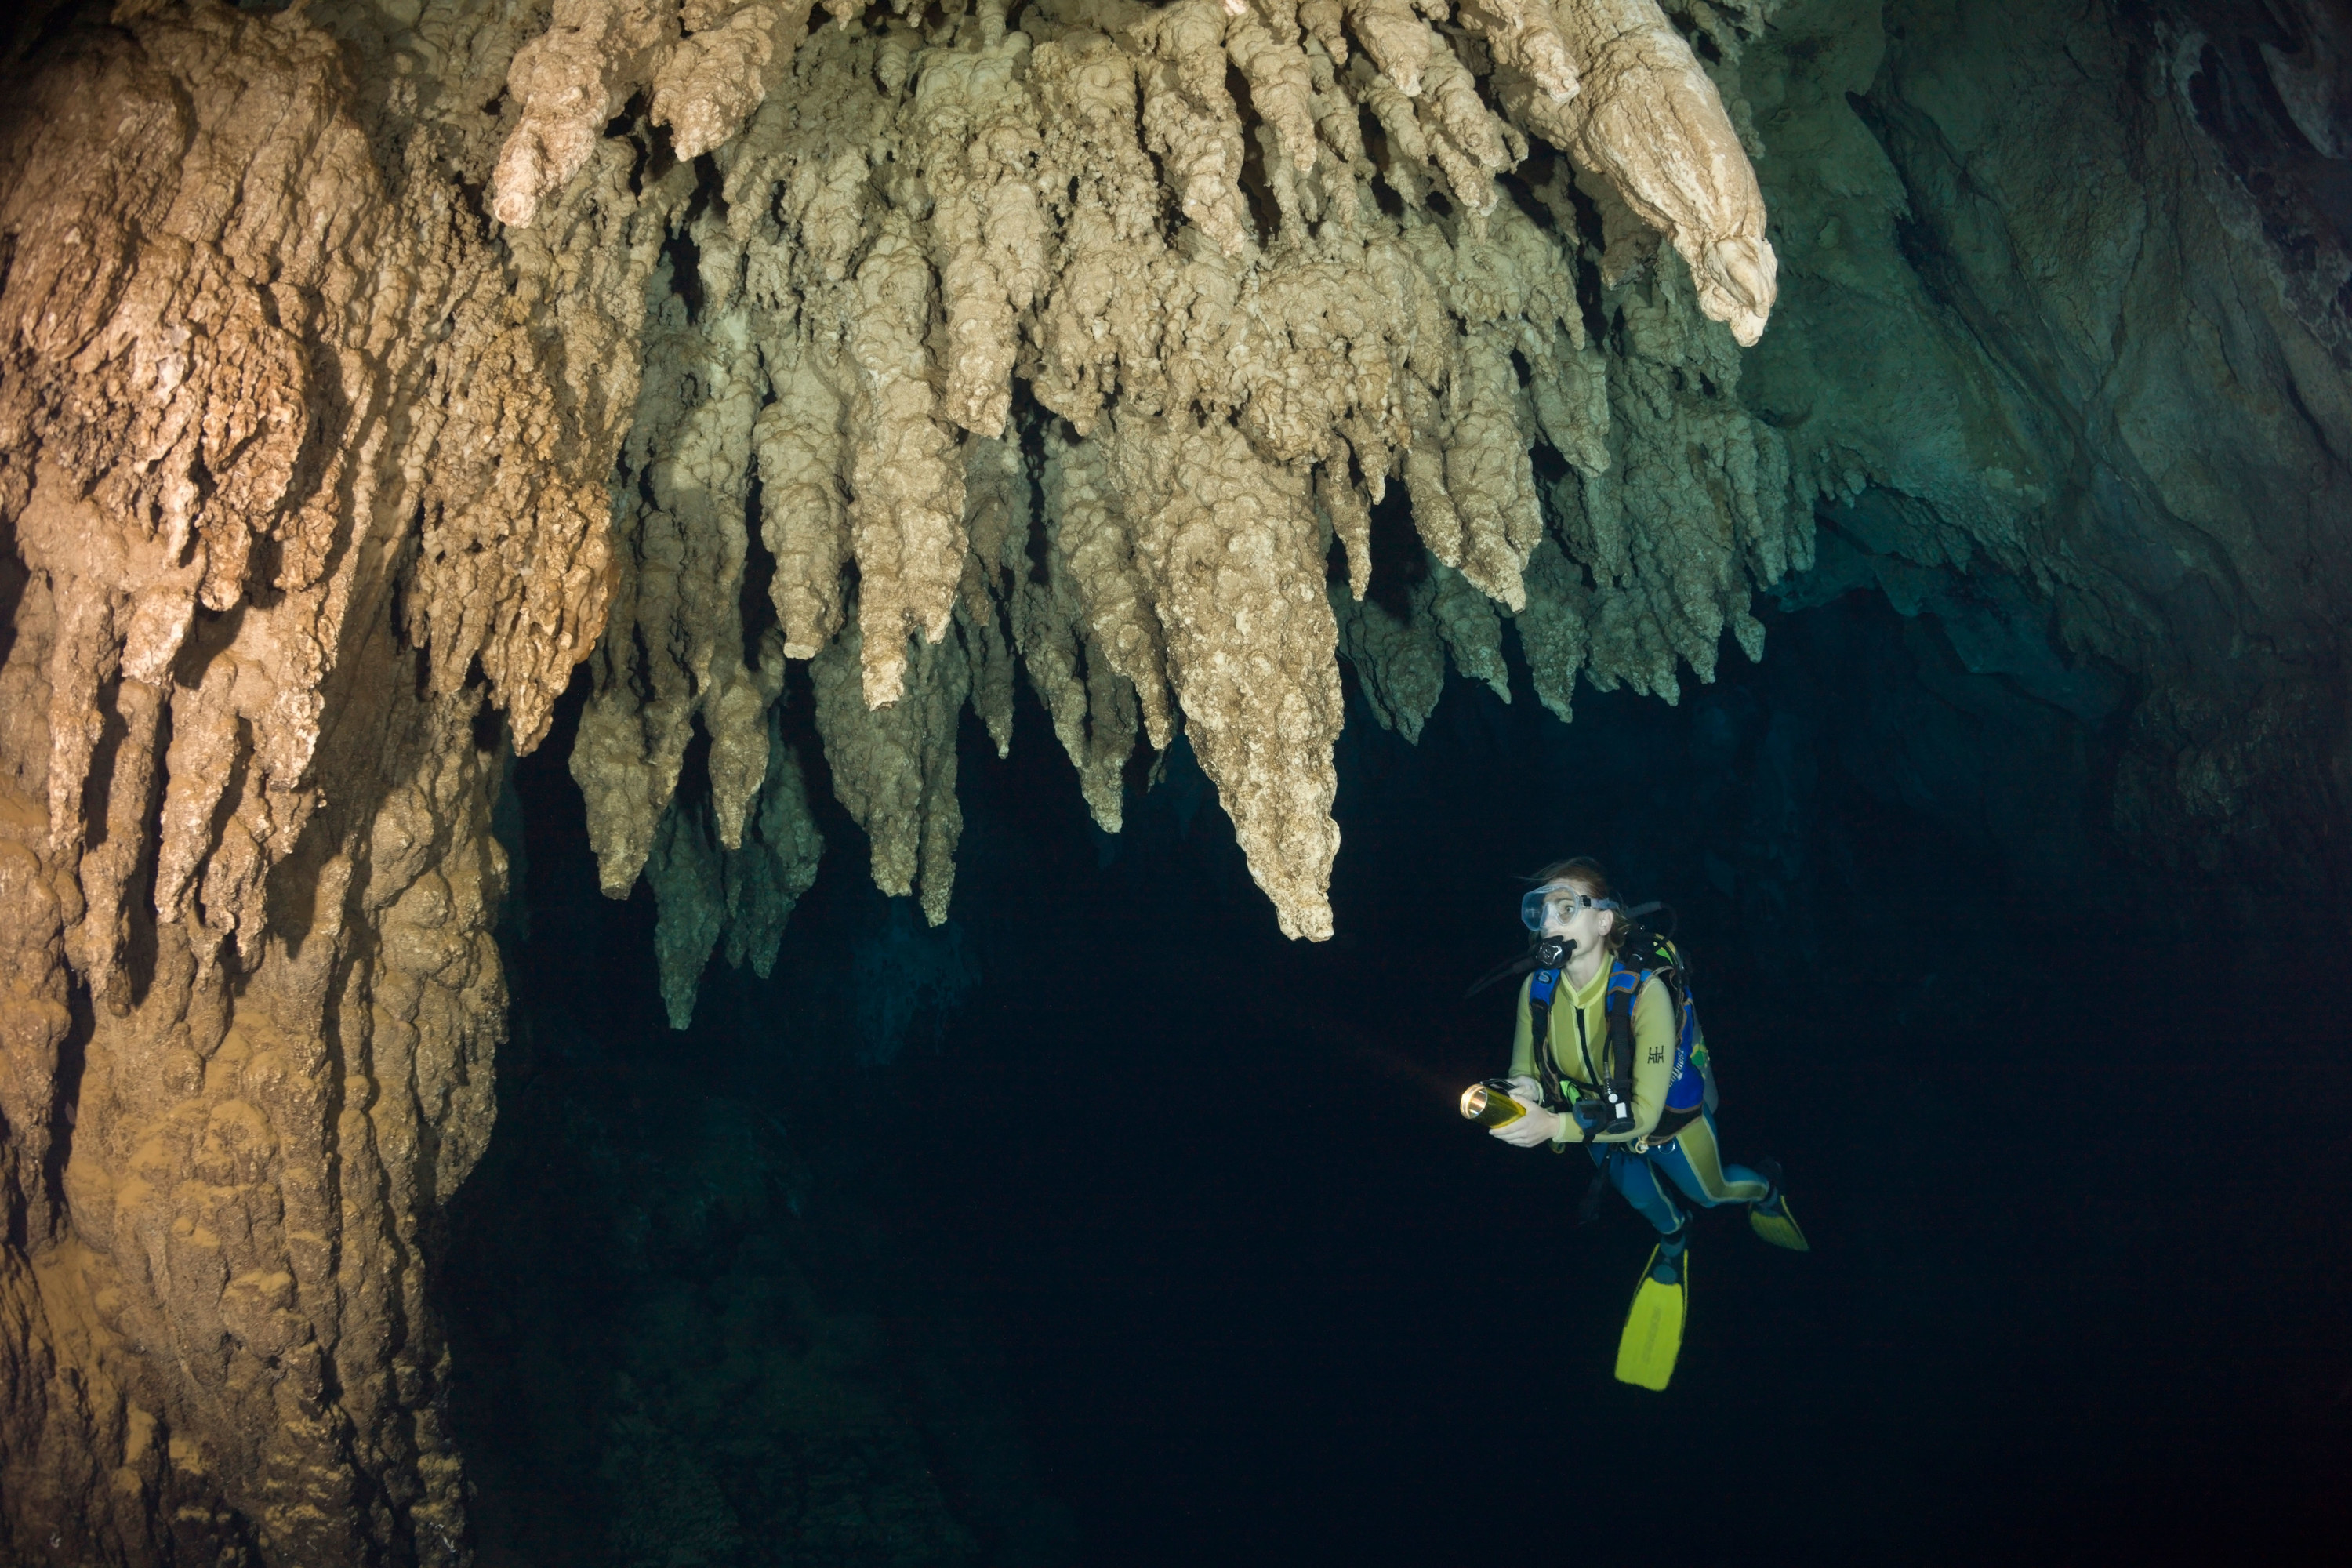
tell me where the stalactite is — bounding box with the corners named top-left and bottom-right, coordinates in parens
top-left (722, 720), bottom-right (827, 975)
top-left (811, 619), bottom-right (969, 926)
top-left (648, 792), bottom-right (729, 1029)
top-left (1007, 440), bottom-right (1142, 830)
top-left (1334, 581), bottom-right (1446, 741)
top-left (646, 719), bottom-right (822, 1028)
top-left (956, 436), bottom-right (1025, 758)
top-left (1498, 0), bottom-right (1779, 344)
top-left (1515, 537), bottom-right (1592, 722)
top-left (1424, 559), bottom-right (1515, 702)
top-left (1105, 409), bottom-right (1345, 940)
top-left (547, 0), bottom-right (1788, 944)
top-left (571, 264), bottom-right (771, 895)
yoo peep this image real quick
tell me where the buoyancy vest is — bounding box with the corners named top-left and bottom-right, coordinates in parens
top-left (1526, 925), bottom-right (1708, 1145)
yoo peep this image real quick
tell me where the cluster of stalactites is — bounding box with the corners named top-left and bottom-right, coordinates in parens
top-left (0, 1), bottom-right (646, 1004)
top-left (542, 0), bottom-right (1796, 984)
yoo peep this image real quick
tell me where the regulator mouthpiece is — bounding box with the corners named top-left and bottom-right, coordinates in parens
top-left (1460, 1080), bottom-right (1527, 1129)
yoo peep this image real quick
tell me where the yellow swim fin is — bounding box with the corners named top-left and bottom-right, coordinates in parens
top-left (1748, 1199), bottom-right (1810, 1252)
top-left (1748, 1159), bottom-right (1811, 1252)
top-left (1613, 1245), bottom-right (1687, 1392)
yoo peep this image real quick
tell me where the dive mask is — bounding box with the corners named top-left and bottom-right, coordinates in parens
top-left (1519, 882), bottom-right (1620, 933)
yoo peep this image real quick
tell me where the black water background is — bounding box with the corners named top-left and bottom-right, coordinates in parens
top-left (446, 585), bottom-right (2352, 1566)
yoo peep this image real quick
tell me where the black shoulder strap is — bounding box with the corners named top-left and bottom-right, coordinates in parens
top-left (1602, 930), bottom-right (1686, 1117)
top-left (1525, 969), bottom-right (1569, 1113)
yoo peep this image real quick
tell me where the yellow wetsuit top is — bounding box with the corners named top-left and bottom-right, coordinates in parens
top-left (1507, 958), bottom-right (1679, 1145)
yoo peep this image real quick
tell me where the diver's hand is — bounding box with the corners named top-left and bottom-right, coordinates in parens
top-left (1490, 1101), bottom-right (1568, 1147)
top-left (1504, 1075), bottom-right (1542, 1102)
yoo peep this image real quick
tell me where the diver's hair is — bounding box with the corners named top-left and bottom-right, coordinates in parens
top-left (1532, 856), bottom-right (1627, 952)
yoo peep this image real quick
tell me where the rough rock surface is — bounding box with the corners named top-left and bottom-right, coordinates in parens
top-left (0, 2), bottom-right (656, 1559)
top-left (645, 717), bottom-right (823, 1029)
top-left (1744, 0), bottom-right (2352, 878)
top-left (548, 0), bottom-right (1788, 947)
top-left (1, 0), bottom-right (2348, 1560)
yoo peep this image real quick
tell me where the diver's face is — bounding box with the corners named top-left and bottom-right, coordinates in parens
top-left (1537, 884), bottom-right (1615, 950)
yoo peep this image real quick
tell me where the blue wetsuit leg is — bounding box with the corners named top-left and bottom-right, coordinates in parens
top-left (1588, 1142), bottom-right (1688, 1236)
top-left (1648, 1112), bottom-right (1771, 1208)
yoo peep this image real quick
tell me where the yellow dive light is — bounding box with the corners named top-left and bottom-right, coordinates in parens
top-left (1459, 1080), bottom-right (1527, 1128)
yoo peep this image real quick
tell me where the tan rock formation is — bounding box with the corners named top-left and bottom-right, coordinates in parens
top-left (1040, 422), bottom-right (1173, 772)
top-left (1515, 537), bottom-right (1592, 723)
top-left (1003, 440), bottom-right (1142, 829)
top-left (492, 0), bottom-right (819, 227)
top-left (1334, 582), bottom-right (1447, 740)
top-left (496, 0), bottom-right (1796, 943)
top-left (38, 0), bottom-right (2348, 1555)
top-left (1500, 0), bottom-right (1779, 344)
top-left (0, 0), bottom-right (1802, 1536)
top-left (960, 436), bottom-right (1027, 760)
top-left (811, 619), bottom-right (969, 927)
top-left (0, 2), bottom-right (662, 1555)
top-left (1106, 411), bottom-right (1345, 938)
top-left (908, 31), bottom-right (1050, 437)
top-left (646, 716), bottom-right (823, 1027)
top-left (722, 718), bottom-right (827, 975)
top-left (571, 278), bottom-right (771, 897)
top-left (1425, 560), bottom-right (1515, 703)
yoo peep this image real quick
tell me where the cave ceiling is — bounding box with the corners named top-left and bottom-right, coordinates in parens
top-left (0, 0), bottom-right (2347, 1561)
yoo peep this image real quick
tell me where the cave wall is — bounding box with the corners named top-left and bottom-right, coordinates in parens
top-left (0, 3), bottom-right (642, 1560)
top-left (0, 0), bottom-right (2345, 1562)
top-left (1748, 0), bottom-right (2352, 891)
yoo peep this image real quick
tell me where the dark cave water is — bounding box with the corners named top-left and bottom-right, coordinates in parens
top-left (444, 561), bottom-right (2352, 1566)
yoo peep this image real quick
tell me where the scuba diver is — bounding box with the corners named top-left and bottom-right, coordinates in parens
top-left (1465, 857), bottom-right (1808, 1389)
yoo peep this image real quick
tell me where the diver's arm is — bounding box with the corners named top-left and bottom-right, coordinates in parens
top-left (1588, 978), bottom-right (1676, 1144)
top-left (1505, 976), bottom-right (1535, 1080)
top-left (1534, 986), bottom-right (1586, 1144)
top-left (1491, 979), bottom-right (1570, 1145)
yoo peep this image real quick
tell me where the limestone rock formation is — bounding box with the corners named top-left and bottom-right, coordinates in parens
top-left (4, 0), bottom-right (2349, 1559)
top-left (811, 619), bottom-right (970, 927)
top-left (0, 2), bottom-right (659, 1559)
top-left (543, 0), bottom-right (1787, 946)
top-left (646, 717), bottom-right (823, 1028)
top-left (492, 0), bottom-right (821, 227)
top-left (1740, 0), bottom-right (2352, 873)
